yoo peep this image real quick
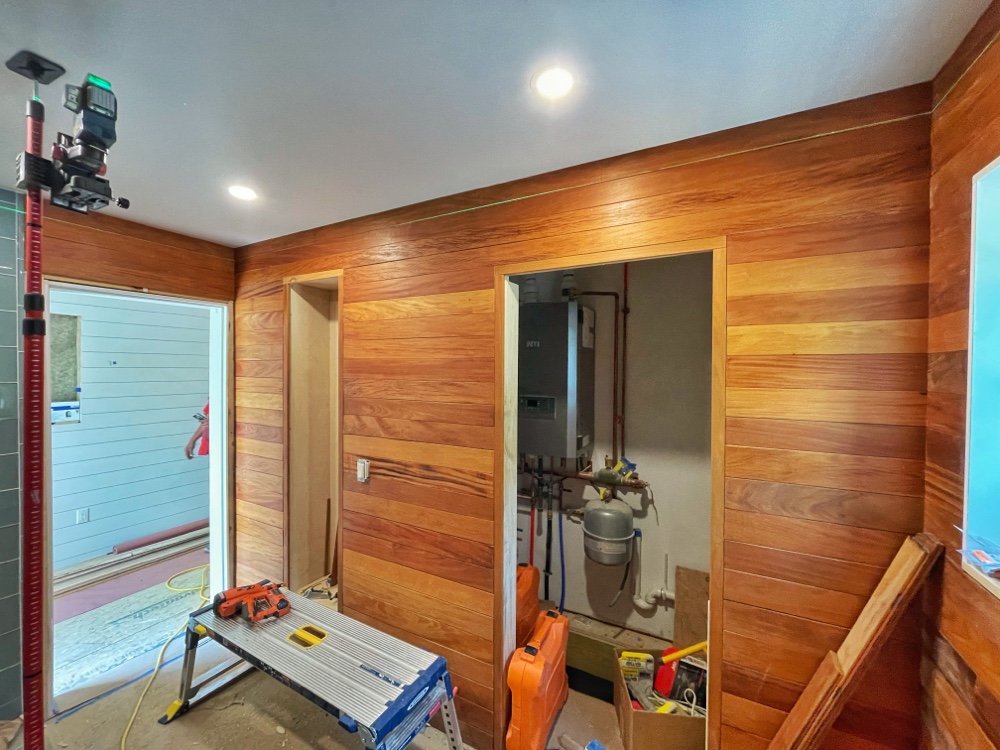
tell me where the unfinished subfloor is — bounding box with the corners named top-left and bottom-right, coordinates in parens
top-left (22, 640), bottom-right (624, 750)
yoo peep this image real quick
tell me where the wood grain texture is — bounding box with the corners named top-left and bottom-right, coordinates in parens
top-left (726, 354), bottom-right (927, 392)
top-left (42, 208), bottom-right (235, 300)
top-left (924, 5), bottom-right (1000, 749)
top-left (727, 319), bottom-right (927, 356)
top-left (726, 284), bottom-right (928, 326)
top-left (726, 445), bottom-right (924, 497)
top-left (233, 83), bottom-right (935, 749)
top-left (725, 478), bottom-right (923, 534)
top-left (725, 417), bottom-right (926, 460)
top-left (726, 388), bottom-right (926, 427)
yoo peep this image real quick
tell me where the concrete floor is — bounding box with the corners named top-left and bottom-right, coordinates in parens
top-left (17, 644), bottom-right (624, 750)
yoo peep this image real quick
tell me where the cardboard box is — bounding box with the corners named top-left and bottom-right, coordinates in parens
top-left (613, 649), bottom-right (706, 750)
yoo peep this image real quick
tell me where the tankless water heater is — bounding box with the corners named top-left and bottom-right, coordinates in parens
top-left (517, 301), bottom-right (596, 461)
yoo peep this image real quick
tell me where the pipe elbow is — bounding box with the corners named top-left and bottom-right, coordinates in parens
top-left (632, 594), bottom-right (656, 613)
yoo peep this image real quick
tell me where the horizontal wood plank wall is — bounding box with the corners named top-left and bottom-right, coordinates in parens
top-left (234, 83), bottom-right (934, 750)
top-left (922, 2), bottom-right (1000, 749)
top-left (41, 208), bottom-right (235, 300)
top-left (234, 280), bottom-right (287, 584)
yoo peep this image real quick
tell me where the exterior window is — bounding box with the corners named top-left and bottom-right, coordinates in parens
top-left (965, 161), bottom-right (1000, 593)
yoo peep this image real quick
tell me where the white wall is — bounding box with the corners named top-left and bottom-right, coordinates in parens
top-left (516, 253), bottom-right (713, 640)
top-left (50, 289), bottom-right (212, 570)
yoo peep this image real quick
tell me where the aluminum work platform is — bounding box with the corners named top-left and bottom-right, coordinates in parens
top-left (159, 589), bottom-right (463, 750)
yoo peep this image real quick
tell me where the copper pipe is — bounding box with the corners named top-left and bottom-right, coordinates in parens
top-left (526, 464), bottom-right (649, 489)
top-left (621, 264), bottom-right (630, 458)
top-left (577, 291), bottom-right (620, 460)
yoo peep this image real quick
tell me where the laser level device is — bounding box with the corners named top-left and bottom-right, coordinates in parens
top-left (213, 580), bottom-right (292, 624)
top-left (7, 50), bottom-right (129, 214)
top-left (6, 49), bottom-right (133, 750)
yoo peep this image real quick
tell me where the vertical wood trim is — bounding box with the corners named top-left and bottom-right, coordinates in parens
top-left (282, 282), bottom-right (292, 582)
top-left (227, 300), bottom-right (237, 588)
top-left (492, 276), bottom-right (518, 749)
top-left (337, 277), bottom-right (346, 611)
top-left (709, 241), bottom-right (728, 750)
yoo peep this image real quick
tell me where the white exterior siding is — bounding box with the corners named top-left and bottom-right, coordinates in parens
top-left (51, 289), bottom-right (211, 570)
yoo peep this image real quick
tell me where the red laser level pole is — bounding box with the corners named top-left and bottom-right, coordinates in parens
top-left (21, 93), bottom-right (47, 750)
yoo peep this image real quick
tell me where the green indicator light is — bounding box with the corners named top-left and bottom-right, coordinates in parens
top-left (87, 74), bottom-right (112, 90)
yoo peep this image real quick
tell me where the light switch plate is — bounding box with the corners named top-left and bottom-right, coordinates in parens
top-left (356, 458), bottom-right (370, 483)
top-left (76, 508), bottom-right (89, 524)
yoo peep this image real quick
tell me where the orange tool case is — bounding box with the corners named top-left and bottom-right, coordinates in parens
top-left (506, 609), bottom-right (569, 750)
top-left (515, 565), bottom-right (540, 647)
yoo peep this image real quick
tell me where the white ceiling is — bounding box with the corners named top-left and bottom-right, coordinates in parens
top-left (0, 0), bottom-right (990, 247)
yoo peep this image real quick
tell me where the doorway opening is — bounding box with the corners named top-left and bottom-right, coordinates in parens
top-left (287, 274), bottom-right (341, 595)
top-left (46, 283), bottom-right (230, 706)
top-left (499, 243), bottom-right (723, 750)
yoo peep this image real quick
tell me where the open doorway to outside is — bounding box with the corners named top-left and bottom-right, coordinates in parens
top-left (46, 283), bottom-right (230, 707)
top-left (287, 273), bottom-right (340, 602)
top-left (499, 243), bottom-right (723, 750)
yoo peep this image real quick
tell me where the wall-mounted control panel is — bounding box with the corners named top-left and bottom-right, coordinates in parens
top-left (518, 301), bottom-right (595, 460)
top-left (356, 458), bottom-right (370, 483)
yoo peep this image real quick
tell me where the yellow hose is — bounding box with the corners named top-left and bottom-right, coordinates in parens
top-left (120, 564), bottom-right (210, 750)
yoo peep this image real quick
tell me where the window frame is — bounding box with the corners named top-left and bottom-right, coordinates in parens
top-left (963, 155), bottom-right (1000, 600)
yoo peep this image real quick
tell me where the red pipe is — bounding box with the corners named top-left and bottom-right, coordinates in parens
top-left (22, 96), bottom-right (47, 750)
top-left (621, 264), bottom-right (630, 458)
top-left (112, 518), bottom-right (209, 554)
top-left (528, 500), bottom-right (535, 565)
top-left (577, 291), bottom-right (620, 460)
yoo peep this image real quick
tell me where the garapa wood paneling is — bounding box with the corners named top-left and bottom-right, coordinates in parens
top-left (41, 207), bottom-right (234, 300)
top-left (234, 82), bottom-right (934, 749)
top-left (922, 1), bottom-right (1000, 748)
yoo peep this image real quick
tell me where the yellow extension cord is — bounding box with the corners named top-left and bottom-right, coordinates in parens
top-left (119, 564), bottom-right (210, 750)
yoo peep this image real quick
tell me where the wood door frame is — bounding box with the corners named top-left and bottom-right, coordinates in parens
top-left (282, 268), bottom-right (344, 592)
top-left (41, 277), bottom-right (236, 716)
top-left (493, 235), bottom-right (727, 749)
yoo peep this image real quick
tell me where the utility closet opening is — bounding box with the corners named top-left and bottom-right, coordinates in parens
top-left (287, 277), bottom-right (340, 593)
top-left (510, 252), bottom-right (712, 745)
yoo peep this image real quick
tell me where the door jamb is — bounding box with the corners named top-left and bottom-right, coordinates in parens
top-left (492, 235), bottom-right (727, 750)
top-left (41, 278), bottom-right (235, 715)
top-left (282, 268), bottom-right (344, 595)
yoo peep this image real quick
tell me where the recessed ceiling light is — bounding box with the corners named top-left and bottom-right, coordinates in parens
top-left (532, 67), bottom-right (574, 100)
top-left (228, 185), bottom-right (258, 200)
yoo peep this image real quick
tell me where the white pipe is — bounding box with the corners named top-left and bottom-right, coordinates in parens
top-left (632, 532), bottom-right (657, 612)
top-left (633, 535), bottom-right (675, 611)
